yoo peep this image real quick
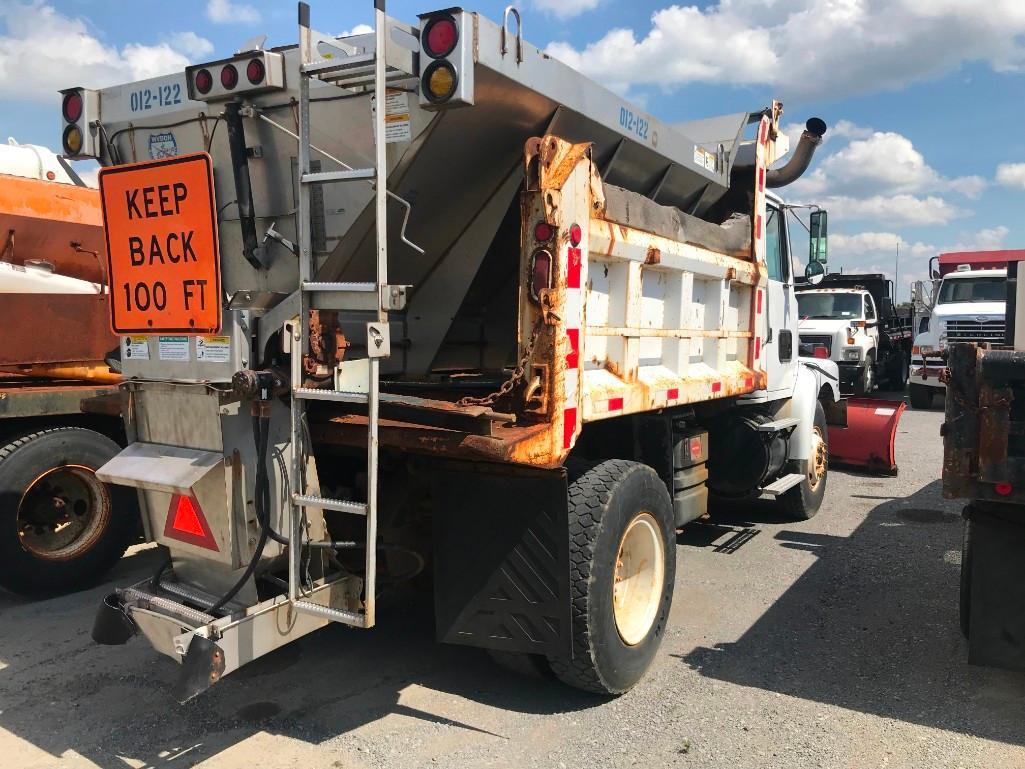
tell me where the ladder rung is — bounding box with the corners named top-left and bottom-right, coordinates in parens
top-left (294, 387), bottom-right (368, 403)
top-left (293, 493), bottom-right (368, 515)
top-left (302, 169), bottom-right (375, 184)
top-left (293, 600), bottom-right (368, 627)
top-left (302, 281), bottom-right (377, 293)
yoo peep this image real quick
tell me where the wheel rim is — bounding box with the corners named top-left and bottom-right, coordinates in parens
top-left (808, 425), bottom-right (828, 492)
top-left (17, 465), bottom-right (110, 561)
top-left (865, 364), bottom-right (873, 392)
top-left (613, 512), bottom-right (665, 646)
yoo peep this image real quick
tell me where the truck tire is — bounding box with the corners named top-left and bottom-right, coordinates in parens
top-left (960, 516), bottom-right (973, 639)
top-left (0, 427), bottom-right (137, 597)
top-left (547, 459), bottom-right (675, 695)
top-left (778, 402), bottom-right (828, 521)
top-left (853, 353), bottom-right (875, 396)
top-left (908, 383), bottom-right (934, 409)
top-left (890, 352), bottom-right (909, 389)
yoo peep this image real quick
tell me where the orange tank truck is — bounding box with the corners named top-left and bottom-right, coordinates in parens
top-left (0, 140), bottom-right (138, 596)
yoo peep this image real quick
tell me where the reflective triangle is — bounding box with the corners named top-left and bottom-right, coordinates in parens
top-left (163, 493), bottom-right (219, 551)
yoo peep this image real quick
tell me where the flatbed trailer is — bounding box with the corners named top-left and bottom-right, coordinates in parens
top-left (72, 2), bottom-right (846, 700)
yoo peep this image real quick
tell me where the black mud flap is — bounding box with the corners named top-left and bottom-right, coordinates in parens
top-left (432, 462), bottom-right (570, 657)
top-left (173, 634), bottom-right (226, 703)
top-left (966, 504), bottom-right (1025, 672)
top-left (91, 592), bottom-right (137, 646)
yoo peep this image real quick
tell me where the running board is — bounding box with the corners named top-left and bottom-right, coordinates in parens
top-left (759, 473), bottom-right (805, 498)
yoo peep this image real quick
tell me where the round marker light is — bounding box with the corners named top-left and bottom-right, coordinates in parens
top-left (996, 482), bottom-right (1013, 496)
top-left (246, 58), bottom-right (265, 85)
top-left (194, 68), bottom-right (213, 94)
top-left (422, 14), bottom-right (458, 58)
top-left (62, 124), bottom-right (83, 155)
top-left (534, 221), bottom-right (554, 242)
top-left (62, 91), bottom-right (83, 123)
top-left (570, 222), bottom-right (582, 246)
top-left (421, 60), bottom-right (457, 103)
top-left (220, 64), bottom-right (239, 90)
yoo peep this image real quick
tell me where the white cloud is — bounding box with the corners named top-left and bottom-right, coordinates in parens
top-left (533, 0), bottom-right (601, 20)
top-left (817, 194), bottom-right (967, 228)
top-left (206, 0), bottom-right (261, 24)
top-left (168, 31), bottom-right (214, 59)
top-left (996, 162), bottom-right (1025, 190)
top-left (0, 3), bottom-right (210, 103)
top-left (340, 24), bottom-right (373, 37)
top-left (546, 0), bottom-right (1025, 100)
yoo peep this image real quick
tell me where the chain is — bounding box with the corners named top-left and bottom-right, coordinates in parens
top-left (457, 316), bottom-right (546, 408)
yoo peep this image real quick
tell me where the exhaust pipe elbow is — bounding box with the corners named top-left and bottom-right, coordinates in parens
top-left (766, 117), bottom-right (827, 189)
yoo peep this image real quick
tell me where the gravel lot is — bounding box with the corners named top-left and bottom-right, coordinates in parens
top-left (2, 393), bottom-right (1024, 769)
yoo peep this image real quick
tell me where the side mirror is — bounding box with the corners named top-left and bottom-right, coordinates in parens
top-left (809, 209), bottom-right (828, 264)
top-left (804, 260), bottom-right (825, 285)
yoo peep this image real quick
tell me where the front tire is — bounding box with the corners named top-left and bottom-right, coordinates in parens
top-left (853, 354), bottom-right (875, 396)
top-left (778, 402), bottom-right (829, 520)
top-left (547, 460), bottom-right (675, 695)
top-left (890, 352), bottom-right (909, 388)
top-left (0, 428), bottom-right (138, 597)
top-left (909, 382), bottom-right (935, 409)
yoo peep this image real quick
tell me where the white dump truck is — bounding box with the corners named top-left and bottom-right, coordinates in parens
top-left (65, 2), bottom-right (845, 700)
top-left (910, 263), bottom-right (1007, 409)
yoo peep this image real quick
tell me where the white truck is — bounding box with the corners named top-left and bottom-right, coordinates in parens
top-left (910, 267), bottom-right (1006, 409)
top-left (64, 2), bottom-right (848, 700)
top-left (797, 273), bottom-right (913, 396)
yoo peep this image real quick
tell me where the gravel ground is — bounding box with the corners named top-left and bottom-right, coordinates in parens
top-left (2, 393), bottom-right (1024, 769)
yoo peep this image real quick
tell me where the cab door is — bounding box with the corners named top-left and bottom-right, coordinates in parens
top-left (761, 202), bottom-right (798, 395)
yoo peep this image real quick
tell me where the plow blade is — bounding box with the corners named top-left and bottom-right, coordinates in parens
top-left (828, 398), bottom-right (906, 475)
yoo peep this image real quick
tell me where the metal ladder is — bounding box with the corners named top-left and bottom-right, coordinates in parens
top-left (288, 1), bottom-right (409, 628)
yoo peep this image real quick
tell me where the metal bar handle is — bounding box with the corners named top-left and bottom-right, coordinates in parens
top-left (501, 6), bottom-right (523, 64)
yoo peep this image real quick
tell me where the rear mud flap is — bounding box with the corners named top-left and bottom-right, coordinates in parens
top-left (91, 592), bottom-right (137, 645)
top-left (828, 397), bottom-right (906, 475)
top-left (173, 634), bottom-right (226, 703)
top-left (432, 463), bottom-right (571, 657)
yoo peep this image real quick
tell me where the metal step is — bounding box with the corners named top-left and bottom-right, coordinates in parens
top-left (302, 282), bottom-right (408, 312)
top-left (302, 54), bottom-right (411, 89)
top-left (294, 599), bottom-right (367, 627)
top-left (301, 52), bottom-right (376, 77)
top-left (294, 386), bottom-right (368, 403)
top-left (302, 169), bottom-right (375, 184)
top-left (759, 473), bottom-right (805, 498)
top-left (293, 493), bottom-right (368, 515)
top-left (755, 417), bottom-right (801, 432)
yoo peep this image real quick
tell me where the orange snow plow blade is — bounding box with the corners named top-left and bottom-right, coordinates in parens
top-left (828, 398), bottom-right (906, 475)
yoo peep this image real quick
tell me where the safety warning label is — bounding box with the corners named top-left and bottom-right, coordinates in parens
top-left (158, 335), bottom-right (189, 361)
top-left (383, 89), bottom-right (411, 144)
top-left (196, 335), bottom-right (230, 363)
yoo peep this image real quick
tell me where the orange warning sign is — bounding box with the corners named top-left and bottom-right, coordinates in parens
top-left (163, 493), bottom-right (219, 551)
top-left (99, 153), bottom-right (220, 334)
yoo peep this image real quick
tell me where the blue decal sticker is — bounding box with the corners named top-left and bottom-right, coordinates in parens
top-left (148, 132), bottom-right (178, 159)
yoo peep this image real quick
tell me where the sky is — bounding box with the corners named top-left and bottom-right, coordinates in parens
top-left (1, 0), bottom-right (1023, 299)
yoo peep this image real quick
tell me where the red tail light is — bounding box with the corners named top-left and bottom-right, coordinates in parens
top-left (534, 221), bottom-right (554, 242)
top-left (194, 68), bottom-right (213, 94)
top-left (996, 482), bottom-right (1013, 496)
top-left (570, 222), bottom-right (582, 246)
top-left (220, 64), bottom-right (238, 90)
top-left (814, 346), bottom-right (829, 359)
top-left (246, 58), bottom-right (265, 85)
top-left (530, 249), bottom-right (552, 302)
top-left (62, 91), bottom-right (83, 123)
top-left (422, 14), bottom-right (458, 58)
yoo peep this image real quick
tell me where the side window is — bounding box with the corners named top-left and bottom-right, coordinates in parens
top-left (864, 295), bottom-right (876, 320)
top-left (764, 205), bottom-right (787, 282)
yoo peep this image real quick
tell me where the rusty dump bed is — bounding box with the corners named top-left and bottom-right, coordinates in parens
top-left (314, 131), bottom-right (775, 468)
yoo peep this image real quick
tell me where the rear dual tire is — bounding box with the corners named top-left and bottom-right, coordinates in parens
top-left (909, 382), bottom-right (935, 409)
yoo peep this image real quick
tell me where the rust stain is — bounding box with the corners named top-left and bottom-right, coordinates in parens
top-left (644, 246), bottom-right (661, 265)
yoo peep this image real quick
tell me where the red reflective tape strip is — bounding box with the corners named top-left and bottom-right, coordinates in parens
top-left (712, 381), bottom-right (722, 393)
top-left (567, 247), bottom-right (582, 289)
top-left (745, 376), bottom-right (754, 388)
top-left (755, 215), bottom-right (762, 240)
top-left (755, 336), bottom-right (761, 358)
top-left (563, 407), bottom-right (577, 449)
top-left (757, 289), bottom-right (763, 315)
top-left (608, 397), bottom-right (623, 411)
top-left (566, 327), bottom-right (580, 368)
top-left (759, 121), bottom-right (768, 144)
top-left (667, 388), bottom-right (679, 400)
top-left (758, 167), bottom-right (765, 191)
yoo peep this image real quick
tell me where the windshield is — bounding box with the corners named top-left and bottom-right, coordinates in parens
top-left (937, 277), bottom-right (1004, 304)
top-left (798, 293), bottom-right (862, 320)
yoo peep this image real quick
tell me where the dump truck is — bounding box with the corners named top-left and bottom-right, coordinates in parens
top-left (0, 140), bottom-right (137, 596)
top-left (942, 254), bottom-right (1025, 672)
top-left (72, 2), bottom-right (845, 700)
top-left (797, 272), bottom-right (913, 395)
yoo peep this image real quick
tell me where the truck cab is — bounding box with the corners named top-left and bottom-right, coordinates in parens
top-left (910, 267), bottom-right (1006, 408)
